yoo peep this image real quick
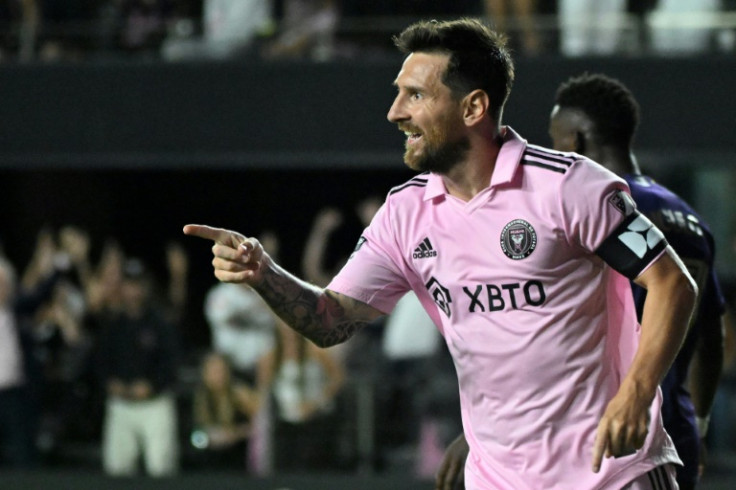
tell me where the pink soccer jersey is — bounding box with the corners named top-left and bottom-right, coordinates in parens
top-left (327, 127), bottom-right (680, 489)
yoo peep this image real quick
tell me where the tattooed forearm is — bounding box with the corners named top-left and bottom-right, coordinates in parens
top-left (254, 263), bottom-right (379, 347)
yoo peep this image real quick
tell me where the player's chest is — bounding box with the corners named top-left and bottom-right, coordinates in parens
top-left (399, 199), bottom-right (571, 285)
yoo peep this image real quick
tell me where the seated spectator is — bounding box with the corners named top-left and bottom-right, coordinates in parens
top-left (190, 352), bottom-right (259, 470)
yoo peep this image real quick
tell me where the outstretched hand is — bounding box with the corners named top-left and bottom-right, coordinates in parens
top-left (183, 224), bottom-right (269, 286)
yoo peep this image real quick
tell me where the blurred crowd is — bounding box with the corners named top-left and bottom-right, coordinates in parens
top-left (2, 194), bottom-right (736, 478)
top-left (0, 0), bottom-right (735, 63)
top-left (0, 197), bottom-right (465, 478)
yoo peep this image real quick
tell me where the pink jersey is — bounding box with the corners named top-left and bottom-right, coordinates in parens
top-left (327, 127), bottom-right (680, 489)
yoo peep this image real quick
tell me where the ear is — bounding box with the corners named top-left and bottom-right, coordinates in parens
top-left (462, 90), bottom-right (490, 126)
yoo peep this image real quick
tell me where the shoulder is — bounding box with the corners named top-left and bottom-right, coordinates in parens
top-left (387, 172), bottom-right (430, 198)
top-left (521, 144), bottom-right (579, 176)
top-left (521, 145), bottom-right (625, 198)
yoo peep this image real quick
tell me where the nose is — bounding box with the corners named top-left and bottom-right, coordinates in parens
top-left (387, 95), bottom-right (407, 123)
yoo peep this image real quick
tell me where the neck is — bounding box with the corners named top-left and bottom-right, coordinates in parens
top-left (442, 131), bottom-right (501, 201)
top-left (595, 146), bottom-right (639, 177)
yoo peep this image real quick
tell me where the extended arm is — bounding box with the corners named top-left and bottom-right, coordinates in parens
top-left (184, 224), bottom-right (384, 347)
top-left (592, 246), bottom-right (697, 472)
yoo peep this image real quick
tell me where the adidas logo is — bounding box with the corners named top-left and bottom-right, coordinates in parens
top-left (413, 237), bottom-right (437, 259)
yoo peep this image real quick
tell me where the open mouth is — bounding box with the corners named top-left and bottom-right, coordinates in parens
top-left (404, 131), bottom-right (423, 145)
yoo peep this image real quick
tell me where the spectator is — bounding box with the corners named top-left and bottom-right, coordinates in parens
top-left (558, 0), bottom-right (628, 56)
top-left (85, 239), bottom-right (125, 317)
top-left (374, 291), bottom-right (448, 475)
top-left (256, 320), bottom-right (345, 472)
top-left (301, 198), bottom-right (382, 364)
top-left (162, 0), bottom-right (273, 61)
top-left (0, 257), bottom-right (37, 468)
top-left (649, 0), bottom-right (721, 54)
top-left (301, 207), bottom-right (345, 288)
top-left (483, 0), bottom-right (540, 56)
top-left (190, 352), bottom-right (259, 470)
top-left (97, 258), bottom-right (180, 477)
top-left (33, 276), bottom-right (95, 459)
top-left (261, 0), bottom-right (339, 61)
top-left (204, 283), bottom-right (276, 383)
top-left (102, 0), bottom-right (175, 56)
top-left (302, 197), bottom-right (381, 288)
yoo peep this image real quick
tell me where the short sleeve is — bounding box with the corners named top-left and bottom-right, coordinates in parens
top-left (327, 200), bottom-right (412, 314)
top-left (559, 159), bottom-right (667, 279)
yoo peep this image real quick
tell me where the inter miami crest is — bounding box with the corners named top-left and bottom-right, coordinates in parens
top-left (500, 219), bottom-right (537, 260)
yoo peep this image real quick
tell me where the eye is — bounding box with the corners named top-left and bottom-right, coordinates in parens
top-left (410, 91), bottom-right (423, 101)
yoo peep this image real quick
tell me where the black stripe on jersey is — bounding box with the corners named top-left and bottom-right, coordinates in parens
top-left (525, 146), bottom-right (576, 167)
top-left (657, 466), bottom-right (674, 490)
top-left (389, 176), bottom-right (428, 195)
top-left (646, 470), bottom-right (658, 489)
top-left (646, 466), bottom-right (674, 490)
top-left (521, 159), bottom-right (567, 174)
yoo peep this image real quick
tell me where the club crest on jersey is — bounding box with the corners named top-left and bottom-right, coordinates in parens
top-left (500, 219), bottom-right (537, 260)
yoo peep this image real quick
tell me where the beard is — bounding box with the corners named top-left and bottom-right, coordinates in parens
top-left (403, 123), bottom-right (470, 175)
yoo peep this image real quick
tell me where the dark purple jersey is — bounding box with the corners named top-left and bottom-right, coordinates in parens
top-left (626, 173), bottom-right (726, 486)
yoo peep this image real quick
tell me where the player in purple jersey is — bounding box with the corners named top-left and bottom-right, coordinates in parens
top-left (184, 20), bottom-right (697, 489)
top-left (549, 73), bottom-right (726, 490)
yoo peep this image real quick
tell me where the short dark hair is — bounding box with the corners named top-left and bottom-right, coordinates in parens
top-left (554, 73), bottom-right (640, 148)
top-left (393, 18), bottom-right (515, 123)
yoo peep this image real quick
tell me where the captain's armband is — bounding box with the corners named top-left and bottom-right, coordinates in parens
top-left (595, 211), bottom-right (668, 280)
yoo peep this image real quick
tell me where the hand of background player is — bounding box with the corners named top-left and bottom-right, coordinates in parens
top-left (183, 224), bottom-right (269, 287)
top-left (591, 384), bottom-right (651, 473)
top-left (436, 433), bottom-right (469, 490)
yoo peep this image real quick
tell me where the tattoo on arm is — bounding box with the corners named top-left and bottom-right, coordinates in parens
top-left (254, 266), bottom-right (375, 347)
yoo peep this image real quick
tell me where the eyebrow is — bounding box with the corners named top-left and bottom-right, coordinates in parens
top-left (393, 82), bottom-right (425, 94)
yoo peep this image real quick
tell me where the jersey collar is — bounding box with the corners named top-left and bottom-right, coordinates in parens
top-left (423, 126), bottom-right (528, 201)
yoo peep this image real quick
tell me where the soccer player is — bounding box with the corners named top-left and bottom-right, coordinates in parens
top-left (185, 19), bottom-right (697, 489)
top-left (550, 73), bottom-right (726, 490)
top-left (436, 72), bottom-right (728, 490)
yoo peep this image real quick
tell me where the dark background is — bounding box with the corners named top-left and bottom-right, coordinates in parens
top-left (1, 55), bottom-right (735, 348)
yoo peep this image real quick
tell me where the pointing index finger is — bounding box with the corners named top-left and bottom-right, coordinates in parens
top-left (183, 224), bottom-right (234, 244)
top-left (592, 424), bottom-right (609, 473)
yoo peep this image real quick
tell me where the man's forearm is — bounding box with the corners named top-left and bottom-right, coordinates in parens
top-left (627, 273), bottom-right (697, 396)
top-left (254, 262), bottom-right (374, 347)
